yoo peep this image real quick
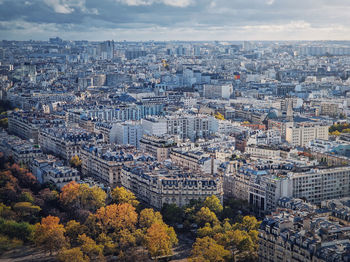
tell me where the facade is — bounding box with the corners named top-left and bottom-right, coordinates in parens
top-left (170, 148), bottom-right (220, 175)
top-left (245, 145), bottom-right (281, 159)
top-left (259, 198), bottom-right (350, 262)
top-left (141, 118), bottom-right (167, 136)
top-left (203, 84), bottom-right (233, 99)
top-left (31, 156), bottom-right (80, 188)
top-left (121, 163), bottom-right (223, 209)
top-left (80, 144), bottom-right (136, 186)
top-left (115, 121), bottom-right (143, 149)
top-left (286, 123), bottom-right (329, 147)
top-left (139, 135), bottom-right (175, 162)
top-left (38, 127), bottom-right (94, 162)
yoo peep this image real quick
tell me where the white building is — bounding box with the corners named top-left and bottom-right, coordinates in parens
top-left (115, 121), bottom-right (143, 149)
top-left (286, 123), bottom-right (329, 147)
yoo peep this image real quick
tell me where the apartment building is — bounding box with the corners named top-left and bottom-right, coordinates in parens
top-left (80, 144), bottom-right (136, 186)
top-left (38, 127), bottom-right (95, 162)
top-left (259, 198), bottom-right (350, 262)
top-left (8, 111), bottom-right (65, 143)
top-left (139, 135), bottom-right (176, 162)
top-left (245, 145), bottom-right (281, 159)
top-left (115, 121), bottom-right (143, 149)
top-left (121, 163), bottom-right (223, 209)
top-left (0, 131), bottom-right (43, 165)
top-left (170, 148), bottom-right (220, 174)
top-left (31, 156), bottom-right (80, 188)
top-left (286, 123), bottom-right (329, 147)
top-left (290, 166), bottom-right (350, 205)
top-left (320, 102), bottom-right (339, 117)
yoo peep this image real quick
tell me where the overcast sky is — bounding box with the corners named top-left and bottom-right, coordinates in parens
top-left (1, 0), bottom-right (350, 41)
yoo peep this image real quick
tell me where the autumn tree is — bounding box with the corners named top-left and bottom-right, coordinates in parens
top-left (203, 195), bottom-right (223, 214)
top-left (58, 247), bottom-right (90, 262)
top-left (145, 222), bottom-right (178, 259)
top-left (60, 181), bottom-right (106, 212)
top-left (34, 216), bottom-right (68, 255)
top-left (13, 202), bottom-right (41, 221)
top-left (94, 203), bottom-right (138, 233)
top-left (111, 186), bottom-right (139, 207)
top-left (70, 155), bottom-right (82, 169)
top-left (195, 207), bottom-right (219, 227)
top-left (65, 220), bottom-right (87, 246)
top-left (139, 208), bottom-right (163, 229)
top-left (189, 236), bottom-right (230, 262)
top-left (78, 233), bottom-right (105, 261)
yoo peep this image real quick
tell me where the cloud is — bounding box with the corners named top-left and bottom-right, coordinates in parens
top-left (0, 0), bottom-right (350, 40)
top-left (43, 0), bottom-right (98, 14)
top-left (115, 0), bottom-right (193, 7)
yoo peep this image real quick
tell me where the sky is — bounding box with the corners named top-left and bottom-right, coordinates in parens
top-left (1, 0), bottom-right (350, 41)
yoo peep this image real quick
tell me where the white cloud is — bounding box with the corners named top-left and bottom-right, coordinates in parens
top-left (116, 0), bottom-right (193, 7)
top-left (43, 0), bottom-right (73, 14)
top-left (43, 0), bottom-right (98, 14)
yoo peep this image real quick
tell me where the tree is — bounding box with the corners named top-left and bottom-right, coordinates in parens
top-left (239, 216), bottom-right (260, 232)
top-left (195, 207), bottom-right (219, 227)
top-left (70, 155), bottom-right (82, 169)
top-left (145, 222), bottom-right (177, 259)
top-left (13, 202), bottom-right (41, 220)
top-left (0, 218), bottom-right (34, 242)
top-left (139, 208), bottom-right (163, 229)
top-left (60, 181), bottom-right (80, 209)
top-left (78, 234), bottom-right (105, 261)
top-left (203, 195), bottom-right (223, 214)
top-left (34, 216), bottom-right (68, 255)
top-left (60, 182), bottom-right (106, 212)
top-left (94, 203), bottom-right (138, 233)
top-left (58, 247), bottom-right (90, 262)
top-left (79, 184), bottom-right (106, 211)
top-left (190, 237), bottom-right (230, 262)
top-left (65, 220), bottom-right (87, 246)
top-left (161, 203), bottom-right (183, 225)
top-left (111, 186), bottom-right (139, 208)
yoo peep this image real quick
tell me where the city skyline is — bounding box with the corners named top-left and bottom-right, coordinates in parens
top-left (1, 0), bottom-right (350, 41)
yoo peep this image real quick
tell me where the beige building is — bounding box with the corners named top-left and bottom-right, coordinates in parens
top-left (286, 123), bottom-right (329, 147)
top-left (320, 102), bottom-right (339, 117)
top-left (121, 163), bottom-right (223, 209)
top-left (80, 144), bottom-right (136, 186)
top-left (139, 135), bottom-right (175, 162)
top-left (39, 127), bottom-right (94, 162)
top-left (170, 148), bottom-right (220, 174)
top-left (245, 145), bottom-right (281, 159)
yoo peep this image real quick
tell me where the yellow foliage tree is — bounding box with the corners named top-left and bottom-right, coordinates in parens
top-left (58, 247), bottom-right (90, 262)
top-left (189, 236), bottom-right (230, 262)
top-left (94, 203), bottom-right (138, 232)
top-left (111, 186), bottom-right (139, 207)
top-left (145, 222), bottom-right (177, 259)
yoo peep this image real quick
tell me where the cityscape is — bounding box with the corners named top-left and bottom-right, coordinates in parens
top-left (1, 1), bottom-right (350, 262)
